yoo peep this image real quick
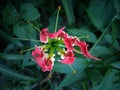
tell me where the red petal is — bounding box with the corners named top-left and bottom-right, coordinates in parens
top-left (40, 27), bottom-right (65, 43)
top-left (47, 26), bottom-right (65, 38)
top-left (41, 58), bottom-right (54, 72)
top-left (58, 50), bottom-right (75, 64)
top-left (32, 46), bottom-right (44, 59)
top-left (59, 31), bottom-right (74, 50)
top-left (75, 40), bottom-right (101, 60)
top-left (64, 37), bottom-right (73, 50)
top-left (34, 58), bottom-right (44, 68)
top-left (40, 28), bottom-right (48, 43)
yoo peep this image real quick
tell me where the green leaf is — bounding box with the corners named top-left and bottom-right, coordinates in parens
top-left (86, 9), bottom-right (103, 30)
top-left (68, 27), bottom-right (97, 43)
top-left (110, 83), bottom-right (120, 90)
top-left (0, 53), bottom-right (24, 60)
top-left (111, 61), bottom-right (120, 69)
top-left (0, 29), bottom-right (23, 47)
top-left (62, 0), bottom-right (75, 26)
top-left (105, 34), bottom-right (120, 50)
top-left (21, 3), bottom-right (40, 21)
top-left (86, 69), bottom-right (102, 83)
top-left (88, 0), bottom-right (115, 30)
top-left (13, 23), bottom-right (28, 38)
top-left (13, 23), bottom-right (36, 39)
top-left (2, 4), bottom-right (19, 24)
top-left (22, 52), bottom-right (35, 69)
top-left (112, 23), bottom-right (118, 46)
top-left (104, 51), bottom-right (120, 63)
top-left (91, 46), bottom-right (113, 57)
top-left (91, 69), bottom-right (116, 90)
top-left (112, 0), bottom-right (120, 12)
top-left (3, 44), bottom-right (14, 53)
top-left (24, 24), bottom-right (37, 39)
top-left (0, 64), bottom-right (37, 81)
top-left (23, 0), bottom-right (44, 7)
top-left (53, 58), bottom-right (88, 73)
top-left (56, 66), bottom-right (87, 89)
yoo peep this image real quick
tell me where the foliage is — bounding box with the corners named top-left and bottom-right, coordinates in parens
top-left (0, 0), bottom-right (120, 90)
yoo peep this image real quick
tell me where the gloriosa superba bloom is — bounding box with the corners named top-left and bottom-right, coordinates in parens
top-left (32, 27), bottom-right (101, 72)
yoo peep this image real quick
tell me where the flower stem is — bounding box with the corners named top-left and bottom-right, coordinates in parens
top-left (54, 6), bottom-right (61, 32)
top-left (90, 12), bottom-right (119, 52)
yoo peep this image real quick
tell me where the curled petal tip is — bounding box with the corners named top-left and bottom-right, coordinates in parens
top-left (62, 26), bottom-right (66, 29)
top-left (95, 58), bottom-right (102, 60)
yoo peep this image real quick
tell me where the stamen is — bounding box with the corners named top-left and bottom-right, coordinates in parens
top-left (57, 47), bottom-right (65, 55)
top-left (54, 6), bottom-right (61, 32)
top-left (48, 71), bottom-right (52, 78)
top-left (27, 21), bottom-right (40, 32)
top-left (86, 35), bottom-right (90, 38)
top-left (61, 55), bottom-right (65, 59)
top-left (20, 47), bottom-right (34, 54)
top-left (58, 5), bottom-right (61, 10)
top-left (58, 37), bottom-right (61, 40)
top-left (59, 45), bottom-right (66, 48)
top-left (51, 57), bottom-right (55, 61)
top-left (72, 44), bottom-right (75, 46)
top-left (74, 49), bottom-right (82, 54)
top-left (12, 38), bottom-right (40, 42)
top-left (44, 53), bottom-right (49, 58)
top-left (78, 35), bottom-right (90, 39)
top-left (53, 54), bottom-right (55, 57)
top-left (69, 65), bottom-right (76, 74)
top-left (58, 52), bottom-right (61, 55)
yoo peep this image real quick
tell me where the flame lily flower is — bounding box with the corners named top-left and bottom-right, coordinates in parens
top-left (32, 26), bottom-right (101, 72)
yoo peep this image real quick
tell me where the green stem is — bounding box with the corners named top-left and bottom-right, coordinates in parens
top-left (90, 12), bottom-right (119, 52)
top-left (54, 9), bottom-right (60, 32)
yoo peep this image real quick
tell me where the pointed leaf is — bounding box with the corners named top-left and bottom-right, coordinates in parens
top-left (68, 27), bottom-right (97, 43)
top-left (0, 53), bottom-right (23, 61)
top-left (0, 64), bottom-right (37, 81)
top-left (21, 3), bottom-right (40, 21)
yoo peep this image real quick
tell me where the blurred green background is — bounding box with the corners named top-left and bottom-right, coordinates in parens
top-left (0, 0), bottom-right (120, 90)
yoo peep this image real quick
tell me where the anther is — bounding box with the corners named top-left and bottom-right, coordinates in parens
top-left (48, 71), bottom-right (52, 78)
top-left (73, 70), bottom-right (77, 74)
top-left (58, 6), bottom-right (61, 10)
top-left (20, 51), bottom-right (23, 54)
top-left (86, 35), bottom-right (90, 38)
top-left (69, 65), bottom-right (76, 74)
top-left (48, 75), bottom-right (52, 78)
